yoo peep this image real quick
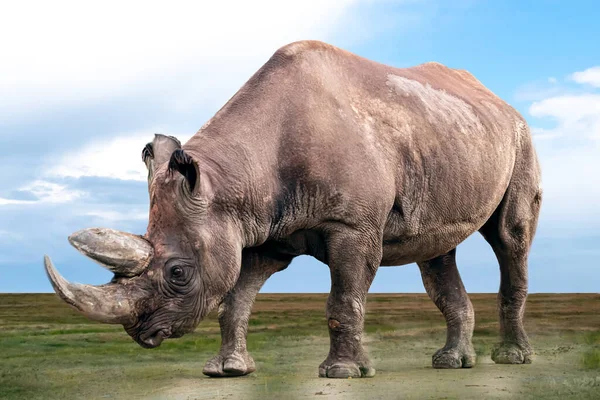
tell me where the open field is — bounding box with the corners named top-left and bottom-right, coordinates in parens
top-left (1, 293), bottom-right (599, 399)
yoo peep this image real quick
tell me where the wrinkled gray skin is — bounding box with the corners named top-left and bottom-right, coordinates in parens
top-left (45, 41), bottom-right (542, 378)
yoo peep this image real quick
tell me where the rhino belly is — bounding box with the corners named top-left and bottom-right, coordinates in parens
top-left (379, 205), bottom-right (490, 266)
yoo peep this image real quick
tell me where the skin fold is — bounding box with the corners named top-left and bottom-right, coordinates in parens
top-left (45, 40), bottom-right (542, 378)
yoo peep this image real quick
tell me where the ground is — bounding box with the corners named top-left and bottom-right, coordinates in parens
top-left (0, 293), bottom-right (599, 399)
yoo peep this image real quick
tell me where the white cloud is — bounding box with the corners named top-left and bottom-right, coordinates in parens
top-left (529, 94), bottom-right (600, 140)
top-left (22, 180), bottom-right (84, 203)
top-left (530, 127), bottom-right (561, 141)
top-left (47, 131), bottom-right (192, 181)
top-left (524, 67), bottom-right (600, 226)
top-left (0, 231), bottom-right (23, 240)
top-left (83, 210), bottom-right (148, 222)
top-left (0, 0), bottom-right (385, 120)
top-left (5, 1), bottom-right (424, 180)
top-left (570, 66), bottom-right (600, 88)
top-left (0, 180), bottom-right (84, 206)
top-left (513, 81), bottom-right (569, 102)
top-left (537, 145), bottom-right (600, 220)
top-left (0, 198), bottom-right (31, 206)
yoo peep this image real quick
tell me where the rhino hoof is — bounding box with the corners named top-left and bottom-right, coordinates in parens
top-left (492, 343), bottom-right (533, 364)
top-left (319, 361), bottom-right (375, 378)
top-left (203, 353), bottom-right (256, 377)
top-left (432, 346), bottom-right (476, 369)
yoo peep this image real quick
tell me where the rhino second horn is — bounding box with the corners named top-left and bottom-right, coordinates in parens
top-left (44, 255), bottom-right (135, 324)
top-left (68, 228), bottom-right (153, 277)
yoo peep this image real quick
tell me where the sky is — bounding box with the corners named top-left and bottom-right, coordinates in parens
top-left (1, 0), bottom-right (599, 293)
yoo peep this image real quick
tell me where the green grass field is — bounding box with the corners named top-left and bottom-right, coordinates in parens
top-left (1, 293), bottom-right (599, 399)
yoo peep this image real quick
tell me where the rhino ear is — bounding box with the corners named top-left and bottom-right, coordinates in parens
top-left (142, 134), bottom-right (182, 187)
top-left (168, 149), bottom-right (199, 193)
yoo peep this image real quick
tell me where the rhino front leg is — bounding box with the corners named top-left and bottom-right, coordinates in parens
top-left (319, 230), bottom-right (380, 378)
top-left (418, 249), bottom-right (476, 368)
top-left (203, 250), bottom-right (292, 377)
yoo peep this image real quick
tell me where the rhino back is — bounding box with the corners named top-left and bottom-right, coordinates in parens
top-left (182, 41), bottom-right (531, 262)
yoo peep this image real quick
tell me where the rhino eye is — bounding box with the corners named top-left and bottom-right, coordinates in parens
top-left (165, 261), bottom-right (193, 288)
top-left (171, 266), bottom-right (183, 277)
top-left (168, 265), bottom-right (189, 286)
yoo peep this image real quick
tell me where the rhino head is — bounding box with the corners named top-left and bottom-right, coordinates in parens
top-left (44, 134), bottom-right (243, 348)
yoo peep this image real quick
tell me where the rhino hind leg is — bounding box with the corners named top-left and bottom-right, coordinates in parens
top-left (479, 154), bottom-right (542, 365)
top-left (418, 249), bottom-right (476, 368)
top-left (319, 230), bottom-right (381, 379)
top-left (203, 250), bottom-right (292, 377)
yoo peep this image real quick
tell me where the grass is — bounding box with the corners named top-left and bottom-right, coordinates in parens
top-left (582, 331), bottom-right (600, 370)
top-left (582, 349), bottom-right (600, 369)
top-left (1, 293), bottom-right (599, 399)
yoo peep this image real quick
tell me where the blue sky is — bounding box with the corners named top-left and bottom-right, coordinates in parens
top-left (1, 0), bottom-right (599, 293)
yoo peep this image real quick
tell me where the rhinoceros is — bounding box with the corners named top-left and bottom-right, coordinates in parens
top-left (44, 40), bottom-right (542, 378)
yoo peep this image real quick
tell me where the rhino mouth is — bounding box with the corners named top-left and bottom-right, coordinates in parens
top-left (138, 328), bottom-right (172, 348)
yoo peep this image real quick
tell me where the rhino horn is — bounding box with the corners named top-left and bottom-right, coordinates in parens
top-left (44, 255), bottom-right (136, 324)
top-left (68, 228), bottom-right (153, 277)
